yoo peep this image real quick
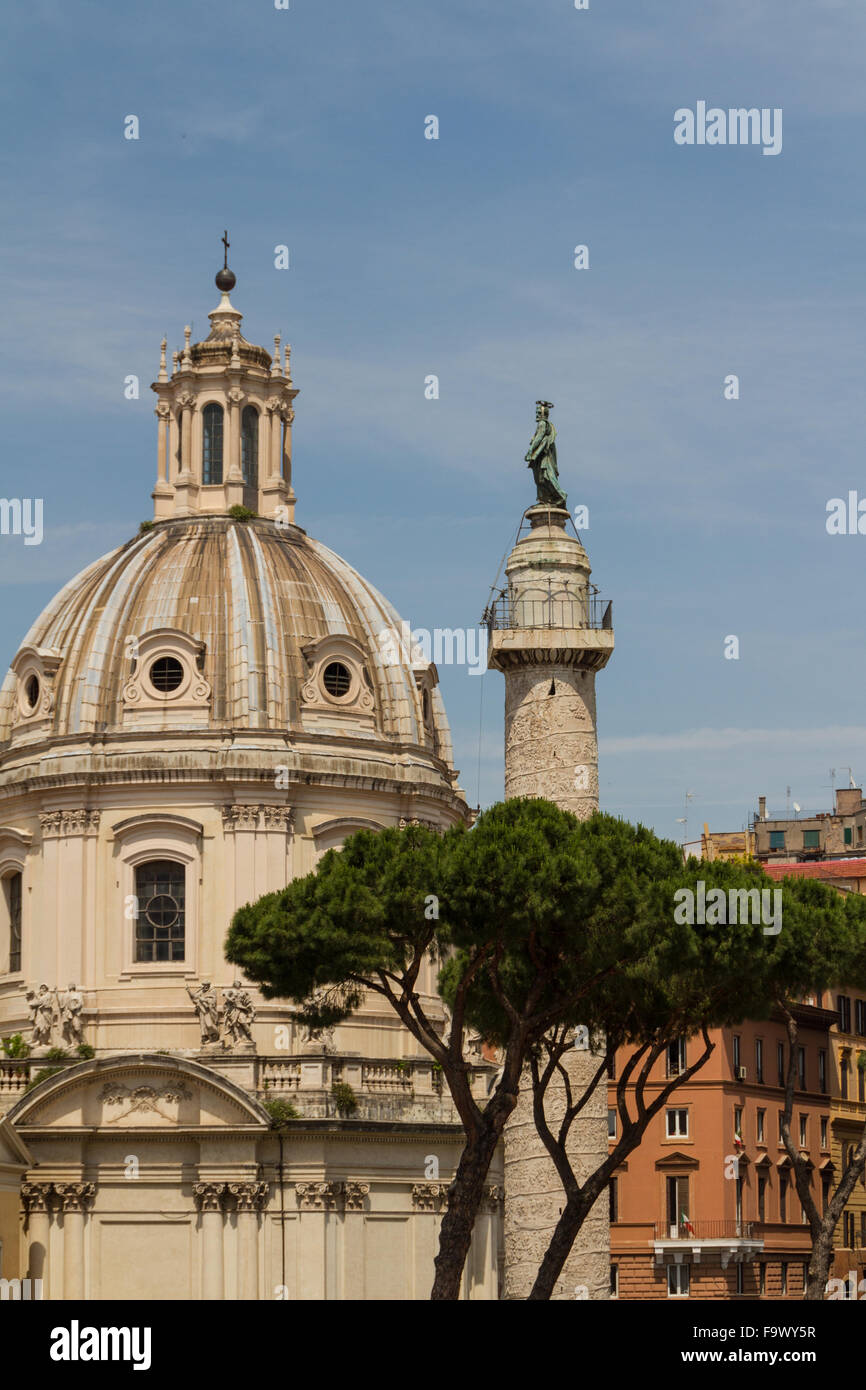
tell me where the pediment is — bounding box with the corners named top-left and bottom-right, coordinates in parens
top-left (655, 1150), bottom-right (700, 1171)
top-left (7, 1054), bottom-right (269, 1131)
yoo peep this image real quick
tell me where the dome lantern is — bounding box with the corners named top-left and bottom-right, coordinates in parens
top-left (151, 236), bottom-right (299, 525)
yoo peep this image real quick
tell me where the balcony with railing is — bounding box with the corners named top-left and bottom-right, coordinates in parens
top-left (484, 584), bottom-right (612, 637)
top-left (654, 1219), bottom-right (755, 1241)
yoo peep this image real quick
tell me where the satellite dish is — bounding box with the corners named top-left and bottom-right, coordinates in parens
top-left (793, 802), bottom-right (801, 814)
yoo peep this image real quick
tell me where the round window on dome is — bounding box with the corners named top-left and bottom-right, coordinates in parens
top-left (24, 674), bottom-right (40, 710)
top-left (149, 656), bottom-right (185, 694)
top-left (322, 661), bottom-right (352, 699)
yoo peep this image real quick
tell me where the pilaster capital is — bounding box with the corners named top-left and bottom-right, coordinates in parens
top-left (55, 1182), bottom-right (96, 1213)
top-left (228, 1181), bottom-right (269, 1212)
top-left (21, 1181), bottom-right (54, 1214)
top-left (344, 1182), bottom-right (370, 1211)
top-left (411, 1182), bottom-right (449, 1211)
top-left (295, 1181), bottom-right (342, 1211)
top-left (39, 809), bottom-right (100, 838)
top-left (193, 1182), bottom-right (227, 1213)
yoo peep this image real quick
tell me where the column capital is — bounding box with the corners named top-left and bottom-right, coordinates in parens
top-left (344, 1182), bottom-right (370, 1212)
top-left (228, 1181), bottom-right (269, 1212)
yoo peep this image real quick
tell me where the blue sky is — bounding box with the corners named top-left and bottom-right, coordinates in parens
top-left (2, 0), bottom-right (866, 843)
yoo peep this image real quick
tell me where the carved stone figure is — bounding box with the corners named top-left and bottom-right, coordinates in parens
top-left (525, 400), bottom-right (567, 509)
top-left (222, 979), bottom-right (255, 1049)
top-left (187, 980), bottom-right (221, 1046)
top-left (27, 984), bottom-right (55, 1049)
top-left (56, 983), bottom-right (85, 1048)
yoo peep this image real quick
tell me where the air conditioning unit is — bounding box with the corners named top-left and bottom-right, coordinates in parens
top-left (736, 1066), bottom-right (748, 1081)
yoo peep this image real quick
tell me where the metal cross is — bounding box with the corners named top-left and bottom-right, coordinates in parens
top-left (221, 230), bottom-right (230, 267)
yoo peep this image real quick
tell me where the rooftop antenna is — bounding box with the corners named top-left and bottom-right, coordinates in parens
top-left (786, 785), bottom-right (791, 818)
top-left (841, 766), bottom-right (856, 789)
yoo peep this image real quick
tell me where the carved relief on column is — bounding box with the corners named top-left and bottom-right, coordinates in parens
top-left (193, 1182), bottom-right (227, 1212)
top-left (411, 1183), bottom-right (450, 1212)
top-left (482, 1184), bottom-right (504, 1211)
top-left (55, 1182), bottom-right (96, 1212)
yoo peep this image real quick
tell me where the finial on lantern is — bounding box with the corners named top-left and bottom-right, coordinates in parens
top-left (284, 342), bottom-right (292, 382)
top-left (215, 229), bottom-right (236, 293)
top-left (158, 337), bottom-right (168, 383)
top-left (271, 333), bottom-right (282, 378)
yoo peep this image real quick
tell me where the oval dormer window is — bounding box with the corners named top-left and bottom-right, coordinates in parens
top-left (24, 674), bottom-right (40, 710)
top-left (322, 661), bottom-right (352, 699)
top-left (149, 656), bottom-right (184, 694)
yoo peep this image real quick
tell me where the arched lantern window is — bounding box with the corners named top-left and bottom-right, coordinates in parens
top-left (241, 406), bottom-right (259, 487)
top-left (202, 403), bottom-right (224, 485)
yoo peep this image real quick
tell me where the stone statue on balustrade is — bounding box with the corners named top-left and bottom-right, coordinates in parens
top-left (222, 979), bottom-right (256, 1051)
top-left (187, 980), bottom-right (222, 1049)
top-left (56, 983), bottom-right (85, 1048)
top-left (26, 984), bottom-right (56, 1054)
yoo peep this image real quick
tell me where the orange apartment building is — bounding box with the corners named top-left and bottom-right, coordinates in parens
top-left (608, 1001), bottom-right (844, 1299)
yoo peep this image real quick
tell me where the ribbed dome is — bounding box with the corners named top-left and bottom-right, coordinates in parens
top-left (0, 515), bottom-right (454, 763)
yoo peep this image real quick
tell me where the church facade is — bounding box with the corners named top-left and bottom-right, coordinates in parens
top-left (0, 262), bottom-right (502, 1300)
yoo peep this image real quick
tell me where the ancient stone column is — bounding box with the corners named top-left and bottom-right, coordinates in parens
top-left (487, 505), bottom-right (614, 1301)
top-left (194, 1183), bottom-right (227, 1300)
top-left (57, 1182), bottom-right (95, 1301)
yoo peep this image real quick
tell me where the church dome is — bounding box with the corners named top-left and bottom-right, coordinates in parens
top-left (0, 513), bottom-right (455, 768)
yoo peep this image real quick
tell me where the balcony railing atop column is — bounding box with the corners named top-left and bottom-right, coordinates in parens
top-left (484, 586), bottom-right (612, 637)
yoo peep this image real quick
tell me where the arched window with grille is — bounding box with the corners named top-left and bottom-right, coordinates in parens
top-left (2, 871), bottom-right (21, 973)
top-left (134, 859), bottom-right (185, 962)
top-left (241, 406), bottom-right (259, 487)
top-left (202, 403), bottom-right (224, 485)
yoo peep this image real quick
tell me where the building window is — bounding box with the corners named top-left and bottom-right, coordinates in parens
top-left (818, 1049), bottom-right (827, 1094)
top-left (777, 1042), bottom-right (785, 1086)
top-left (756, 1108), bottom-right (765, 1144)
top-left (779, 1176), bottom-right (788, 1223)
top-left (845, 826), bottom-right (854, 846)
top-left (778, 1110), bottom-right (785, 1142)
top-left (841, 1054), bottom-right (850, 1100)
top-left (148, 655), bottom-right (185, 694)
top-left (202, 403), bottom-right (224, 485)
top-left (769, 831), bottom-right (785, 850)
top-left (133, 859), bottom-right (185, 962)
top-left (732, 1034), bottom-right (741, 1071)
top-left (609, 1264), bottom-right (618, 1298)
top-left (757, 1175), bottom-right (767, 1222)
top-left (667, 1264), bottom-right (690, 1297)
top-left (736, 1263), bottom-right (744, 1294)
top-left (803, 829), bottom-right (819, 849)
top-left (844, 1212), bottom-right (855, 1248)
top-left (667, 1037), bottom-right (686, 1077)
top-left (822, 1179), bottom-right (830, 1215)
top-left (607, 1108), bottom-right (616, 1139)
top-left (797, 1047), bottom-right (806, 1090)
top-left (838, 995), bottom-right (852, 1033)
top-left (759, 1263), bottom-right (766, 1296)
top-left (860, 1065), bottom-right (866, 1103)
top-left (820, 1116), bottom-right (828, 1148)
top-left (861, 1212), bottom-right (866, 1246)
top-left (666, 1108), bottom-right (689, 1139)
top-left (3, 871), bottom-right (22, 973)
top-left (780, 1261), bottom-right (788, 1295)
top-left (755, 1038), bottom-right (764, 1084)
top-left (609, 1178), bottom-right (618, 1223)
top-left (666, 1175), bottom-right (690, 1234)
top-left (799, 1114), bottom-right (807, 1147)
top-left (856, 999), bottom-right (866, 1036)
top-left (241, 406), bottom-right (259, 487)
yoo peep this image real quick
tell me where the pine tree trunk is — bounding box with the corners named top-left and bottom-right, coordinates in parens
top-left (430, 1126), bottom-right (502, 1300)
top-left (805, 1221), bottom-right (839, 1299)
